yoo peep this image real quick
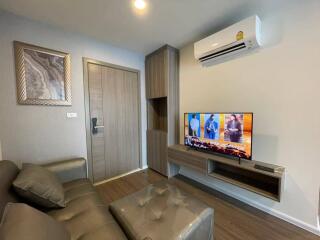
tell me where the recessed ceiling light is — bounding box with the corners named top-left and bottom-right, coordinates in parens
top-left (134, 0), bottom-right (146, 10)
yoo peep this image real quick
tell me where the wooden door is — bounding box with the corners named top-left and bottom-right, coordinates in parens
top-left (87, 63), bottom-right (140, 183)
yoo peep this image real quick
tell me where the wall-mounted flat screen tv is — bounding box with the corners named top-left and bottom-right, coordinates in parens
top-left (184, 113), bottom-right (253, 160)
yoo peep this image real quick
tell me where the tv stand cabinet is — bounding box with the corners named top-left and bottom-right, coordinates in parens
top-left (168, 144), bottom-right (285, 201)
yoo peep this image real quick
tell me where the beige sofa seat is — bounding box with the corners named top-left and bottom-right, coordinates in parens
top-left (47, 178), bottom-right (127, 240)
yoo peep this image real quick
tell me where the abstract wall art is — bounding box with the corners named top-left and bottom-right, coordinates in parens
top-left (14, 41), bottom-right (71, 106)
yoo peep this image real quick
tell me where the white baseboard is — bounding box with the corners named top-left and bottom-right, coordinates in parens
top-left (179, 168), bottom-right (320, 236)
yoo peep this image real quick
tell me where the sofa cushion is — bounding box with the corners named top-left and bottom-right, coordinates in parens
top-left (0, 161), bottom-right (20, 218)
top-left (0, 203), bottom-right (70, 240)
top-left (109, 181), bottom-right (214, 240)
top-left (47, 179), bottom-right (127, 240)
top-left (13, 164), bottom-right (65, 208)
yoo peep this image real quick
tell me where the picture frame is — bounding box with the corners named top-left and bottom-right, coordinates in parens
top-left (14, 41), bottom-right (71, 106)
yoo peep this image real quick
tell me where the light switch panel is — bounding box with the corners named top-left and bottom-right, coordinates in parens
top-left (67, 112), bottom-right (78, 118)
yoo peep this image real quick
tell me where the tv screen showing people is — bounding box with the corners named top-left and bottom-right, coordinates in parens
top-left (184, 112), bottom-right (253, 160)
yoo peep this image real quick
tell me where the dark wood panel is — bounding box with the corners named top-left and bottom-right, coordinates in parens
top-left (147, 129), bottom-right (168, 176)
top-left (168, 146), bottom-right (207, 173)
top-left (145, 47), bottom-right (167, 99)
top-left (95, 169), bottom-right (320, 240)
top-left (167, 46), bottom-right (179, 146)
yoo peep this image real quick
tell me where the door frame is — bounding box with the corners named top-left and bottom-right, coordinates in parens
top-left (83, 57), bottom-right (142, 182)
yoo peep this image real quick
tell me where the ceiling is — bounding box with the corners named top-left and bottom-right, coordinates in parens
top-left (0, 0), bottom-right (291, 54)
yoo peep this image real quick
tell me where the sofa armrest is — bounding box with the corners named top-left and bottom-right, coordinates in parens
top-left (42, 158), bottom-right (87, 183)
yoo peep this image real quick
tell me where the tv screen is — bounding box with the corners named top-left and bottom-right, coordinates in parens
top-left (184, 113), bottom-right (253, 160)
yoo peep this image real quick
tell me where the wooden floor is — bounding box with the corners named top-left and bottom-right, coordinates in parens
top-left (95, 169), bottom-right (320, 240)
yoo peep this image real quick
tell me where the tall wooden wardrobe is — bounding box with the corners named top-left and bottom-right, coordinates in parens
top-left (145, 45), bottom-right (179, 176)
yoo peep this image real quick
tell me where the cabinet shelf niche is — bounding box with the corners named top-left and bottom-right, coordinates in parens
top-left (147, 97), bottom-right (168, 132)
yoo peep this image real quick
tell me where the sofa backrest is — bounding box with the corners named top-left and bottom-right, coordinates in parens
top-left (0, 160), bottom-right (20, 218)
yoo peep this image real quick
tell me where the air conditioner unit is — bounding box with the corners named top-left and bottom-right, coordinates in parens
top-left (194, 15), bottom-right (262, 66)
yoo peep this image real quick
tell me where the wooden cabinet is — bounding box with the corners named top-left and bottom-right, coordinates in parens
top-left (146, 45), bottom-right (179, 176)
top-left (146, 45), bottom-right (179, 100)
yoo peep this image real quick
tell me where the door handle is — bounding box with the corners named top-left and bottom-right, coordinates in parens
top-left (92, 117), bottom-right (104, 134)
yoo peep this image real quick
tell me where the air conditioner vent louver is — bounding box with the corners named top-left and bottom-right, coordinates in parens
top-left (199, 42), bottom-right (246, 62)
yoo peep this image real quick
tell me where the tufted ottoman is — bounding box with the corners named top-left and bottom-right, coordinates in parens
top-left (109, 181), bottom-right (214, 240)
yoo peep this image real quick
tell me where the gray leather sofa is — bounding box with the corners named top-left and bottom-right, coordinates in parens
top-left (0, 159), bottom-right (127, 240)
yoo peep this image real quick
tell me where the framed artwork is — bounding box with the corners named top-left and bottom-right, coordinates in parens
top-left (14, 41), bottom-right (71, 106)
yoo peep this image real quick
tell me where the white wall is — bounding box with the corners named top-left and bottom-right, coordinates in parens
top-left (179, 1), bottom-right (320, 235)
top-left (0, 11), bottom-right (147, 168)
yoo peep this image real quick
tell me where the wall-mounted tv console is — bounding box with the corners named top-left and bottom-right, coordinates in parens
top-left (168, 144), bottom-right (285, 201)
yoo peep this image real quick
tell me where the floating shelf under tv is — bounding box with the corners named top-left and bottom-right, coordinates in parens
top-left (168, 144), bottom-right (285, 202)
